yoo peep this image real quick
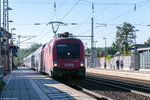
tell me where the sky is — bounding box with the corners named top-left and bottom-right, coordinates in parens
top-left (6, 0), bottom-right (150, 48)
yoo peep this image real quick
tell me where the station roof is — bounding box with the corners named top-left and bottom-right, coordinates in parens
top-left (129, 44), bottom-right (150, 50)
top-left (138, 47), bottom-right (150, 51)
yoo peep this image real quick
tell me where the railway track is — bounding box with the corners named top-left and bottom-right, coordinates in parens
top-left (86, 76), bottom-right (150, 97)
top-left (76, 75), bottom-right (150, 100)
top-left (48, 71), bottom-right (150, 100)
top-left (69, 85), bottom-right (113, 100)
top-left (87, 72), bottom-right (150, 87)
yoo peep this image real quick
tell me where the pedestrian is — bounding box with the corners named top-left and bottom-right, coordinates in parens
top-left (104, 61), bottom-right (107, 69)
top-left (120, 60), bottom-right (124, 69)
top-left (116, 60), bottom-right (119, 69)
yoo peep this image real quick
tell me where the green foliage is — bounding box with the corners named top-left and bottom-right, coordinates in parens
top-left (0, 82), bottom-right (5, 91)
top-left (107, 47), bottom-right (118, 55)
top-left (112, 41), bottom-right (118, 51)
top-left (94, 47), bottom-right (102, 57)
top-left (144, 37), bottom-right (150, 44)
top-left (85, 47), bottom-right (117, 58)
top-left (85, 22), bottom-right (136, 57)
top-left (113, 22), bottom-right (136, 56)
top-left (106, 55), bottom-right (113, 61)
top-left (20, 43), bottom-right (42, 60)
top-left (121, 50), bottom-right (131, 56)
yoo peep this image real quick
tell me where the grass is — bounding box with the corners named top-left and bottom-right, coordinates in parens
top-left (0, 82), bottom-right (5, 91)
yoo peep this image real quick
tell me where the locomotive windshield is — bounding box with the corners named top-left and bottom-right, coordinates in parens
top-left (57, 43), bottom-right (80, 59)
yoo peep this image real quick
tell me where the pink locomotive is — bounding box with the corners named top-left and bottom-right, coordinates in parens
top-left (24, 32), bottom-right (85, 81)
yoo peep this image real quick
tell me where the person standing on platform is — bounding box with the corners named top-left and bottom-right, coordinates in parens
top-left (116, 59), bottom-right (119, 69)
top-left (104, 61), bottom-right (107, 69)
top-left (120, 60), bottom-right (124, 69)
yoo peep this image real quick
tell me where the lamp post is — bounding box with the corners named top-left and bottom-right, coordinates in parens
top-left (134, 29), bottom-right (139, 70)
top-left (134, 29), bottom-right (139, 45)
top-left (103, 37), bottom-right (107, 69)
top-left (18, 35), bottom-right (20, 66)
top-left (10, 28), bottom-right (16, 70)
top-left (94, 41), bottom-right (98, 48)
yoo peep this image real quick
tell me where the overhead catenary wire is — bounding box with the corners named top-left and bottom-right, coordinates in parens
top-left (67, 1), bottom-right (94, 35)
top-left (10, 1), bottom-right (150, 26)
top-left (9, 1), bottom-right (140, 5)
top-left (67, 12), bottom-right (93, 32)
top-left (51, 0), bottom-right (68, 21)
top-left (59, 0), bottom-right (81, 21)
top-left (10, 0), bottom-right (150, 49)
top-left (34, 30), bottom-right (52, 43)
top-left (104, 0), bottom-right (150, 24)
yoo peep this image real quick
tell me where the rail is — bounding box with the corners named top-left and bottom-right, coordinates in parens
top-left (86, 76), bottom-right (150, 97)
top-left (69, 85), bottom-right (113, 100)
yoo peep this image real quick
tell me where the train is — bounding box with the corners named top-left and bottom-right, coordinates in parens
top-left (23, 32), bottom-right (86, 82)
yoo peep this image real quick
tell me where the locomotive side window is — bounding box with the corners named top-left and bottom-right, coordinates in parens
top-left (57, 43), bottom-right (80, 59)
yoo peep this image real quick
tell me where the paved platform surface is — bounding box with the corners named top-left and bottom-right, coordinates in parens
top-left (86, 68), bottom-right (150, 81)
top-left (0, 67), bottom-right (95, 100)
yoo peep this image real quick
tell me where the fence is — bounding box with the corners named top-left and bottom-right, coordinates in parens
top-left (85, 57), bottom-right (100, 67)
top-left (85, 56), bottom-right (131, 70)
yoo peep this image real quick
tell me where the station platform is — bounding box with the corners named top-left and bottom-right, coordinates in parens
top-left (86, 68), bottom-right (150, 81)
top-left (0, 67), bottom-right (95, 100)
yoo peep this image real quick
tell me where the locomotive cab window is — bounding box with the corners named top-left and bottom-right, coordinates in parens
top-left (57, 43), bottom-right (80, 59)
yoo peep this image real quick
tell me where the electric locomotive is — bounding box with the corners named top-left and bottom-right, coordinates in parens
top-left (24, 32), bottom-right (85, 82)
top-left (42, 32), bottom-right (85, 80)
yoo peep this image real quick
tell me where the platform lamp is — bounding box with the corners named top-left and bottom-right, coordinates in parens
top-left (103, 37), bottom-right (107, 69)
top-left (10, 28), bottom-right (16, 70)
top-left (134, 29), bottom-right (139, 70)
top-left (94, 41), bottom-right (98, 48)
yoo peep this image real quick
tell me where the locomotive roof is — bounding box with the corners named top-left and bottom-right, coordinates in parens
top-left (45, 37), bottom-right (82, 47)
top-left (43, 32), bottom-right (83, 48)
top-left (52, 37), bottom-right (81, 42)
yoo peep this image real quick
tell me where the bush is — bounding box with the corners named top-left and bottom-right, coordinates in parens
top-left (0, 82), bottom-right (5, 91)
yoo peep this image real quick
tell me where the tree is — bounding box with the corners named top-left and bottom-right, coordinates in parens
top-left (85, 47), bottom-right (102, 58)
top-left (107, 47), bottom-right (117, 55)
top-left (111, 41), bottom-right (119, 52)
top-left (144, 37), bottom-right (150, 44)
top-left (115, 22), bottom-right (136, 55)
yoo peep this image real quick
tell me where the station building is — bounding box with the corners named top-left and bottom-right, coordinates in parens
top-left (138, 47), bottom-right (150, 70)
top-left (130, 44), bottom-right (150, 70)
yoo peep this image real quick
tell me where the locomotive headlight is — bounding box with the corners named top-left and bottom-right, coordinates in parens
top-left (54, 61), bottom-right (58, 67)
top-left (80, 61), bottom-right (84, 67)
